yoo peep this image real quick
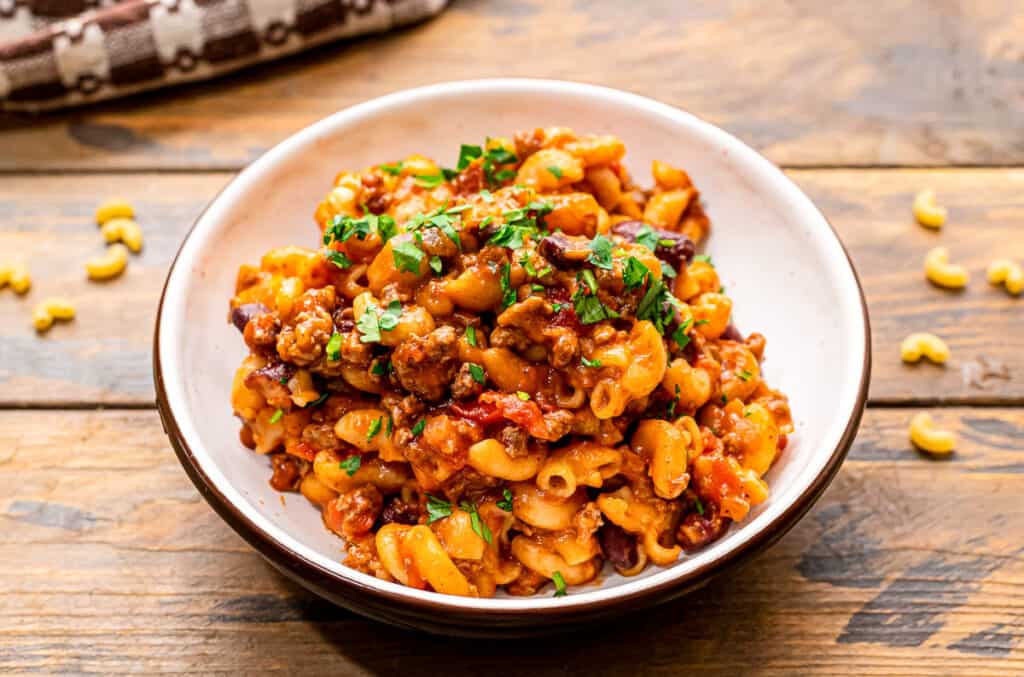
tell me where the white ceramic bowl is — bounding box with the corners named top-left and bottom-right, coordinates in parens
top-left (155, 79), bottom-right (870, 635)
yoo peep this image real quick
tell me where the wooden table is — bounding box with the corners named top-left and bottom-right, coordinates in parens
top-left (2, 1), bottom-right (1022, 674)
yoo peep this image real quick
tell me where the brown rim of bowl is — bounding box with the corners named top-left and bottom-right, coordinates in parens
top-left (152, 127), bottom-right (871, 625)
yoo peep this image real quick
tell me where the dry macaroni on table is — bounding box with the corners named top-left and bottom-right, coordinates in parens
top-left (227, 128), bottom-right (793, 597)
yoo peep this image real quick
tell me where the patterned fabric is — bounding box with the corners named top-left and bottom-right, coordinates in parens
top-left (0, 0), bottom-right (447, 111)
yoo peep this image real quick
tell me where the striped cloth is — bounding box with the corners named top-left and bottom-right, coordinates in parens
top-left (0, 0), bottom-right (447, 111)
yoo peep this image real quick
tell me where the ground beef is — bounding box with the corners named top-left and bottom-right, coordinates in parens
top-left (277, 287), bottom-right (336, 366)
top-left (301, 422), bottom-right (343, 453)
top-left (390, 325), bottom-right (459, 401)
top-left (330, 485), bottom-right (383, 539)
top-left (451, 363), bottom-right (484, 400)
top-left (269, 453), bottom-right (301, 491)
top-left (379, 496), bottom-right (422, 526)
top-left (498, 424), bottom-right (530, 458)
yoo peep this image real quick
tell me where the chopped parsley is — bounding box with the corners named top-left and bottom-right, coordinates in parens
top-left (339, 455), bottom-right (362, 476)
top-left (572, 269), bottom-right (619, 324)
top-left (386, 415), bottom-right (393, 437)
top-left (531, 283), bottom-right (545, 292)
top-left (392, 239), bottom-right (425, 273)
top-left (429, 255), bottom-right (443, 274)
top-left (488, 223), bottom-right (535, 249)
top-left (587, 234), bottom-right (614, 270)
top-left (269, 409), bottom-right (283, 424)
top-left (721, 394), bottom-right (728, 404)
top-left (635, 224), bottom-right (660, 252)
top-left (520, 253), bottom-right (538, 277)
top-left (305, 392), bottom-right (329, 408)
top-left (326, 332), bottom-right (343, 361)
top-left (411, 418), bottom-right (426, 436)
top-left (660, 261), bottom-right (677, 278)
top-left (738, 369), bottom-right (753, 382)
top-left (370, 360), bottom-right (390, 376)
top-left (552, 571), bottom-right (568, 597)
top-left (405, 203), bottom-right (464, 250)
top-left (546, 165), bottom-right (563, 179)
top-left (479, 189), bottom-right (494, 203)
top-left (323, 212), bottom-right (397, 247)
top-left (326, 250), bottom-right (352, 269)
top-left (552, 302), bottom-right (567, 313)
top-left (378, 161), bottom-right (403, 176)
top-left (581, 356), bottom-right (602, 368)
top-left (460, 500), bottom-right (493, 544)
top-left (622, 256), bottom-right (650, 289)
top-left (693, 254), bottom-right (713, 265)
top-left (666, 384), bottom-right (681, 419)
top-left (496, 488), bottom-right (514, 512)
top-left (465, 325), bottom-right (477, 347)
top-left (457, 143), bottom-right (483, 169)
top-left (356, 301), bottom-right (403, 343)
top-left (672, 318), bottom-right (693, 350)
top-left (414, 173), bottom-right (446, 188)
top-left (693, 495), bottom-right (705, 516)
top-left (469, 363), bottom-right (486, 385)
top-left (500, 262), bottom-right (516, 308)
top-left (426, 494), bottom-right (453, 523)
top-left (366, 416), bottom-right (383, 441)
top-left (636, 279), bottom-right (682, 335)
top-left (515, 391), bottom-right (530, 401)
top-left (279, 376), bottom-right (289, 385)
top-left (694, 319), bottom-right (710, 326)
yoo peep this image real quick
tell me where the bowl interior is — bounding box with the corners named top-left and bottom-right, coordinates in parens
top-left (158, 80), bottom-right (867, 611)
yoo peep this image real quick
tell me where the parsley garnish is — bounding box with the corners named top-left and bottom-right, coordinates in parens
top-left (531, 283), bottom-right (545, 292)
top-left (587, 234), bottom-right (614, 270)
top-left (465, 325), bottom-right (477, 347)
top-left (520, 253), bottom-right (538, 277)
top-left (405, 203), bottom-right (464, 250)
top-left (378, 161), bottom-right (403, 176)
top-left (386, 415), bottom-right (393, 437)
top-left (738, 370), bottom-right (753, 382)
top-left (429, 255), bottom-right (443, 274)
top-left (488, 223), bottom-right (535, 249)
top-left (660, 261), bottom-right (677, 278)
top-left (693, 495), bottom-right (705, 516)
top-left (392, 239), bottom-right (425, 273)
top-left (635, 224), bottom-right (660, 252)
top-left (552, 302), bottom-right (567, 313)
top-left (572, 269), bottom-right (619, 324)
top-left (326, 332), bottom-right (343, 361)
top-left (460, 500), bottom-right (493, 544)
top-left (323, 213), bottom-right (396, 247)
top-left (426, 494), bottom-right (452, 523)
top-left (496, 488), bottom-right (514, 512)
top-left (500, 262), bottom-right (516, 308)
top-left (457, 144), bottom-right (483, 170)
top-left (279, 376), bottom-right (289, 385)
top-left (552, 571), bottom-right (567, 597)
top-left (721, 394), bottom-right (728, 404)
top-left (339, 455), bottom-right (361, 476)
top-left (581, 356), bottom-right (602, 368)
top-left (672, 318), bottom-right (692, 350)
top-left (693, 254), bottom-right (713, 265)
top-left (694, 319), bottom-right (710, 326)
top-left (326, 250), bottom-right (352, 269)
top-left (370, 360), bottom-right (390, 376)
top-left (469, 363), bottom-right (485, 384)
top-left (269, 409), bottom-right (283, 424)
top-left (305, 392), bottom-right (329, 408)
top-left (546, 166), bottom-right (563, 179)
top-left (411, 418), bottom-right (426, 436)
top-left (355, 302), bottom-right (402, 343)
top-left (479, 189), bottom-right (494, 203)
top-left (366, 416), bottom-right (383, 441)
top-left (515, 391), bottom-right (530, 401)
top-left (636, 279), bottom-right (684, 335)
top-left (623, 256), bottom-right (650, 289)
top-left (415, 173), bottom-right (446, 188)
top-left (667, 384), bottom-right (680, 419)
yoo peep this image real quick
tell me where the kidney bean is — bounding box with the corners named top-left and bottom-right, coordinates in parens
top-left (612, 220), bottom-right (695, 270)
top-left (721, 323), bottom-right (744, 342)
top-left (269, 454), bottom-right (300, 491)
top-left (379, 496), bottom-right (421, 526)
top-left (538, 233), bottom-right (591, 268)
top-left (231, 303), bottom-right (269, 332)
top-left (599, 522), bottom-right (639, 571)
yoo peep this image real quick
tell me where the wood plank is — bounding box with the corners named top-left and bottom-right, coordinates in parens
top-left (1, 407), bottom-right (1021, 675)
top-left (2, 169), bottom-right (1021, 406)
top-left (1, 0), bottom-right (1022, 170)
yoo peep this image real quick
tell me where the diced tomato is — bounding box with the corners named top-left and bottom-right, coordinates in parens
top-left (450, 399), bottom-right (504, 426)
top-left (480, 392), bottom-right (546, 438)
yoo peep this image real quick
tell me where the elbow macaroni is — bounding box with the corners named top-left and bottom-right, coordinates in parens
top-left (924, 247), bottom-right (969, 289)
top-left (986, 259), bottom-right (1023, 296)
top-left (900, 332), bottom-right (950, 364)
top-left (908, 412), bottom-right (955, 455)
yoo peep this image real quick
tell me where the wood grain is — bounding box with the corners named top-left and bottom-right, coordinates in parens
top-left (1, 169), bottom-right (1020, 406)
top-left (1, 407), bottom-right (1021, 675)
top-left (1, 0), bottom-right (1022, 171)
